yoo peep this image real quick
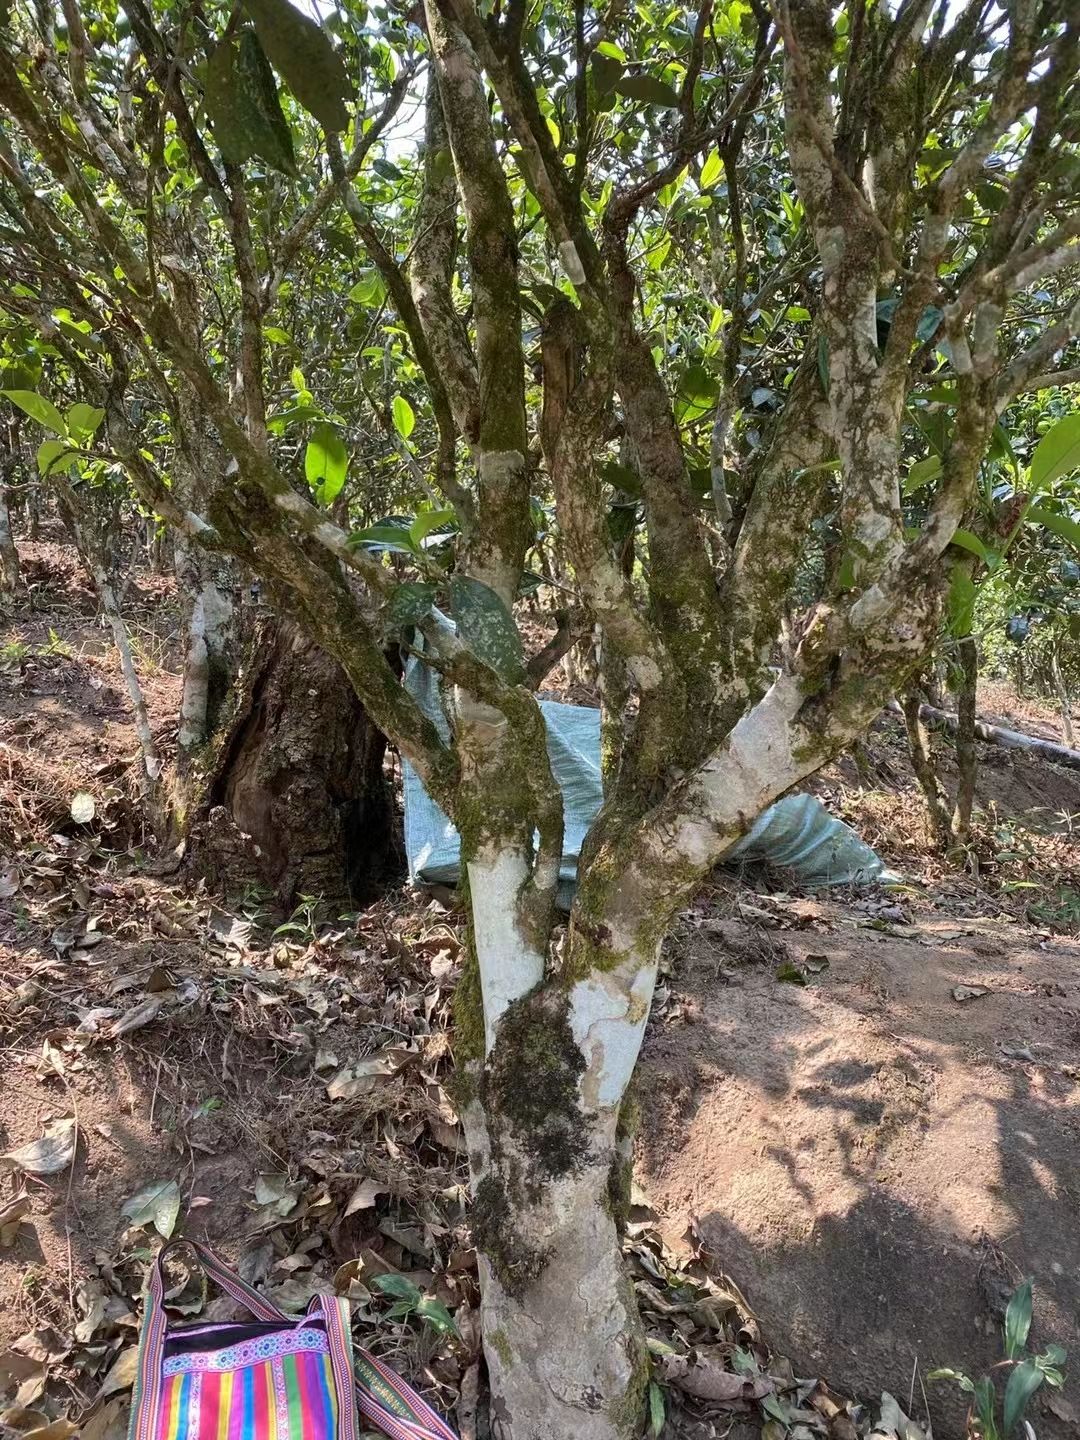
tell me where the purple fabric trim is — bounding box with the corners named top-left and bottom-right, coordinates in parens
top-left (162, 1329), bottom-right (329, 1376)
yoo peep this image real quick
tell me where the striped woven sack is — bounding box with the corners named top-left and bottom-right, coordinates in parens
top-left (128, 1240), bottom-right (458, 1440)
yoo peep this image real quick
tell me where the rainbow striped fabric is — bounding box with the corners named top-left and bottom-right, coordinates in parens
top-left (155, 1336), bottom-right (340, 1440)
top-left (128, 1241), bottom-right (457, 1440)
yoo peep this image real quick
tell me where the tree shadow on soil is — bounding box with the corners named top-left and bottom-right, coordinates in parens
top-left (638, 921), bottom-right (1080, 1439)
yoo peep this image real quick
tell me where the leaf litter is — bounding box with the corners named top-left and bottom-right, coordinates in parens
top-left (0, 847), bottom-right (943, 1440)
top-left (0, 597), bottom-right (994, 1440)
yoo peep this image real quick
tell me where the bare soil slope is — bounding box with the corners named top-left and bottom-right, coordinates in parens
top-left (640, 745), bottom-right (1080, 1438)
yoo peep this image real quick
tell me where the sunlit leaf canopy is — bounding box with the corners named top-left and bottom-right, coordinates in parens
top-left (0, 0), bottom-right (1077, 768)
top-left (1, 0), bottom-right (1075, 534)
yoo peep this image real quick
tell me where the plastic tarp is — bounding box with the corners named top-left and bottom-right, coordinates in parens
top-left (402, 639), bottom-right (888, 897)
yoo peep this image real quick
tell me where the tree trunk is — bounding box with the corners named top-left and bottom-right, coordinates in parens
top-left (1, 419), bottom-right (22, 598)
top-left (0, 477), bottom-right (19, 598)
top-left (202, 615), bottom-right (394, 906)
top-left (950, 636), bottom-right (979, 840)
top-left (469, 1108), bottom-right (643, 1440)
top-left (1050, 642), bottom-right (1075, 748)
top-left (460, 979), bottom-right (647, 1440)
top-left (172, 533), bottom-right (237, 761)
top-left (53, 477), bottom-right (161, 788)
top-left (900, 689), bottom-right (952, 848)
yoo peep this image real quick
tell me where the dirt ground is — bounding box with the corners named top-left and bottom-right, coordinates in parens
top-left (2, 531), bottom-right (1080, 1440)
top-left (639, 895), bottom-right (1080, 1439)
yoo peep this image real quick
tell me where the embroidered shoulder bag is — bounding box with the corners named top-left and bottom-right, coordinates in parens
top-left (128, 1240), bottom-right (458, 1440)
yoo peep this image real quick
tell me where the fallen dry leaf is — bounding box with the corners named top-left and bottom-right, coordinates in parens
top-left (76, 1398), bottom-right (129, 1440)
top-left (0, 1352), bottom-right (47, 1408)
top-left (12, 1419), bottom-right (78, 1440)
top-left (1, 1119), bottom-right (77, 1177)
top-left (0, 1408), bottom-right (50, 1433)
top-left (109, 995), bottom-right (165, 1038)
top-left (121, 1179), bottom-right (182, 1239)
top-left (662, 1350), bottom-right (774, 1404)
top-left (0, 1194), bottom-right (32, 1247)
top-left (326, 1053), bottom-right (397, 1101)
top-left (98, 1348), bottom-right (139, 1399)
top-left (11, 1331), bottom-right (67, 1366)
top-left (343, 1178), bottom-right (387, 1216)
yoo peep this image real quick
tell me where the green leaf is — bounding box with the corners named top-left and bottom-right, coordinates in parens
top-left (1029, 412), bottom-right (1080, 492)
top-left (409, 507), bottom-right (456, 547)
top-left (304, 422), bottom-right (348, 504)
top-left (267, 403), bottom-right (321, 435)
top-left (2, 389), bottom-right (66, 437)
top-left (946, 564), bottom-right (977, 638)
top-left (903, 455), bottom-right (942, 492)
top-left (1003, 1361), bottom-right (1044, 1436)
top-left (974, 1377), bottom-right (1000, 1440)
top-left (37, 438), bottom-right (77, 476)
top-left (120, 1178), bottom-right (182, 1239)
top-left (348, 271), bottom-right (387, 306)
top-left (928, 1368), bottom-right (975, 1393)
top-left (951, 528), bottom-right (991, 563)
top-left (1027, 503), bottom-right (1080, 554)
top-left (372, 1273), bottom-right (422, 1303)
top-left (647, 1381), bottom-right (665, 1437)
top-left (1004, 1278), bottom-right (1033, 1360)
top-left (615, 73), bottom-right (680, 108)
top-left (349, 523), bottom-right (417, 555)
top-left (601, 460), bottom-right (643, 496)
top-left (66, 403), bottom-right (104, 438)
top-left (677, 362), bottom-right (718, 420)
top-left (591, 53), bottom-right (623, 94)
top-left (391, 394), bottom-right (415, 441)
top-left (262, 326), bottom-right (291, 345)
top-left (385, 582), bottom-right (438, 628)
top-left (450, 575), bottom-right (526, 683)
top-left (204, 31), bottom-right (297, 176)
top-left (243, 0), bottom-right (351, 131)
top-left (415, 1296), bottom-right (459, 1336)
top-left (700, 149), bottom-right (722, 188)
top-left (1035, 1343), bottom-right (1067, 1382)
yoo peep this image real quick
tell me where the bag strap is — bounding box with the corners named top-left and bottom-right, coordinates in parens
top-left (351, 1342), bottom-right (458, 1440)
top-left (319, 1294), bottom-right (457, 1440)
top-left (128, 1240), bottom-right (297, 1440)
top-left (127, 1240), bottom-right (457, 1440)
